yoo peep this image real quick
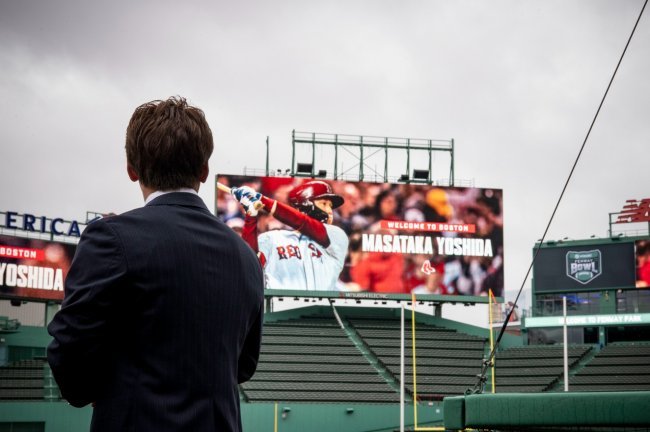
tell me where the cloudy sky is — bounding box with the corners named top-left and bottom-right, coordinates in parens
top-left (1, 0), bottom-right (648, 307)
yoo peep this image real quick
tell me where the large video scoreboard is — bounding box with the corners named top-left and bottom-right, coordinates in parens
top-left (216, 174), bottom-right (505, 297)
top-left (533, 238), bottom-right (649, 293)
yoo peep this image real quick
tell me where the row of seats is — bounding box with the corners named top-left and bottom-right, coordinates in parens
top-left (0, 358), bottom-right (45, 400)
top-left (347, 316), bottom-right (486, 400)
top-left (239, 314), bottom-right (400, 403)
top-left (568, 342), bottom-right (650, 392)
top-left (247, 313), bottom-right (650, 401)
top-left (494, 345), bottom-right (593, 393)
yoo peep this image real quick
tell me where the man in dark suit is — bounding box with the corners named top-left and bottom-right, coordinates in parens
top-left (47, 96), bottom-right (264, 432)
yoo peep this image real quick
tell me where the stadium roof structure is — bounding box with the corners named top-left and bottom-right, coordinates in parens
top-left (265, 130), bottom-right (459, 186)
top-left (264, 289), bottom-right (496, 305)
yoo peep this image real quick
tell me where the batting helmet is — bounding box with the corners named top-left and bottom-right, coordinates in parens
top-left (288, 181), bottom-right (344, 222)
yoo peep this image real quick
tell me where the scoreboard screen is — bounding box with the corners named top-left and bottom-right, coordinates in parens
top-left (216, 174), bottom-right (505, 297)
top-left (534, 242), bottom-right (636, 292)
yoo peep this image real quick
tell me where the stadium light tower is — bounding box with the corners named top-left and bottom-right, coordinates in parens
top-left (288, 130), bottom-right (455, 185)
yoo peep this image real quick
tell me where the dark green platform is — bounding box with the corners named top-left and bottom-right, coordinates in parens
top-left (444, 391), bottom-right (650, 430)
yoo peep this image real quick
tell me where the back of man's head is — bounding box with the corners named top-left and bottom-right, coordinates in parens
top-left (126, 96), bottom-right (213, 190)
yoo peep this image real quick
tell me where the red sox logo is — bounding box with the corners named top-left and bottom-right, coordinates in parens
top-left (421, 260), bottom-right (437, 275)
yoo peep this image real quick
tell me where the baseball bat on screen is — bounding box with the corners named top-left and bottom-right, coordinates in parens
top-left (217, 182), bottom-right (264, 217)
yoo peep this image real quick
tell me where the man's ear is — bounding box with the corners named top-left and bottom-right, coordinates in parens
top-left (199, 163), bottom-right (209, 183)
top-left (127, 164), bottom-right (139, 182)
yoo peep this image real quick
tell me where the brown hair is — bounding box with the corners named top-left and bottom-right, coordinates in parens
top-left (125, 96), bottom-right (213, 190)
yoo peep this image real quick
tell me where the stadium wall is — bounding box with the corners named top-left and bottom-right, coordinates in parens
top-left (0, 400), bottom-right (442, 432)
top-left (0, 402), bottom-right (92, 432)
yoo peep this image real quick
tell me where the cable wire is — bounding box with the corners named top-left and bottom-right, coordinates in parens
top-left (469, 0), bottom-right (648, 395)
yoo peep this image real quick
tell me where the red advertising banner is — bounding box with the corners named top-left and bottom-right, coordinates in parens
top-left (0, 235), bottom-right (76, 302)
top-left (216, 175), bottom-right (504, 297)
top-left (0, 245), bottom-right (45, 261)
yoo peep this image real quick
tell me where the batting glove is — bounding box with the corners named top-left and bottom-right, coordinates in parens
top-left (231, 186), bottom-right (262, 217)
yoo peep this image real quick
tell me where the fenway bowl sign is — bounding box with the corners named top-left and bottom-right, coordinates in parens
top-left (566, 250), bottom-right (602, 284)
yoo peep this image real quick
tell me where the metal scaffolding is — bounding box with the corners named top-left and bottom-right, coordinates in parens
top-left (282, 130), bottom-right (455, 186)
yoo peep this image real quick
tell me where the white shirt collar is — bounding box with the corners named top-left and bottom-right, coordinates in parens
top-left (145, 188), bottom-right (199, 205)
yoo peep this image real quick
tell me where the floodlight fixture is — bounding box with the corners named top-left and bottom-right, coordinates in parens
top-left (413, 169), bottom-right (429, 181)
top-left (296, 163), bottom-right (313, 175)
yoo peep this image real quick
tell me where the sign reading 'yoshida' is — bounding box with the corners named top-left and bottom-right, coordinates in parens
top-left (0, 234), bottom-right (76, 302)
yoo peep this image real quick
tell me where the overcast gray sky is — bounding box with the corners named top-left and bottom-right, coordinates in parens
top-left (1, 0), bottom-right (648, 307)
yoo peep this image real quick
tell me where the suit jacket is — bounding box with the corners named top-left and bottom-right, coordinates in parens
top-left (47, 192), bottom-right (264, 432)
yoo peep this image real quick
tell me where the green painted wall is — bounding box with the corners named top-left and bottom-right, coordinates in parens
top-left (0, 401), bottom-right (443, 432)
top-left (0, 402), bottom-right (92, 432)
top-left (242, 402), bottom-right (443, 432)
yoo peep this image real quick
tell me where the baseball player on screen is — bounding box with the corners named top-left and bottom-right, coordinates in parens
top-left (231, 180), bottom-right (349, 291)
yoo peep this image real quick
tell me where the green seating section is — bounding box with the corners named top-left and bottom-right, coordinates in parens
top-left (240, 314), bottom-right (399, 403)
top-left (494, 345), bottom-right (592, 392)
top-left (3, 309), bottom-right (649, 410)
top-left (0, 359), bottom-right (45, 400)
top-left (348, 317), bottom-right (486, 400)
top-left (569, 342), bottom-right (650, 392)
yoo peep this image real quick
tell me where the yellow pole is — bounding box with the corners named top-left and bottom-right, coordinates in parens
top-left (488, 290), bottom-right (495, 394)
top-left (410, 294), bottom-right (445, 431)
top-left (274, 402), bottom-right (278, 432)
